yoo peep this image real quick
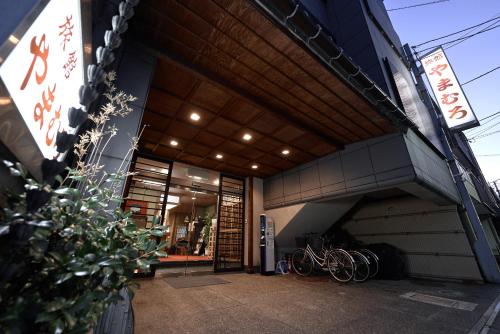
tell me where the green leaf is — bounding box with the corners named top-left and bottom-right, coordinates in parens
top-left (9, 167), bottom-right (21, 177)
top-left (55, 273), bottom-right (73, 284)
top-left (69, 175), bottom-right (85, 182)
top-left (35, 312), bottom-right (58, 323)
top-left (149, 229), bottom-right (165, 237)
top-left (49, 252), bottom-right (64, 263)
top-left (59, 198), bottom-right (75, 207)
top-left (46, 298), bottom-right (67, 312)
top-left (54, 188), bottom-right (79, 197)
top-left (2, 160), bottom-right (14, 168)
top-left (15, 162), bottom-right (27, 176)
top-left (154, 251), bottom-right (168, 257)
top-left (137, 259), bottom-right (150, 269)
top-left (27, 220), bottom-right (53, 228)
top-left (84, 253), bottom-right (96, 262)
top-left (89, 264), bottom-right (100, 274)
top-left (74, 270), bottom-right (89, 277)
top-left (0, 225), bottom-right (9, 236)
top-left (62, 310), bottom-right (76, 328)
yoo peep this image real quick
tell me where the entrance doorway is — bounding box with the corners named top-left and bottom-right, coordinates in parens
top-left (163, 161), bottom-right (219, 266)
top-left (125, 156), bottom-right (245, 273)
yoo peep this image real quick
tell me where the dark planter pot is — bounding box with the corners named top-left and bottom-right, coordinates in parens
top-left (93, 288), bottom-right (134, 334)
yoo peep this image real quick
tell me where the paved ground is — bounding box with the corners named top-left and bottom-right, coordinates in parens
top-left (132, 271), bottom-right (500, 334)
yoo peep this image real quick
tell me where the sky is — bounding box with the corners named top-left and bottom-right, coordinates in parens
top-left (385, 0), bottom-right (500, 184)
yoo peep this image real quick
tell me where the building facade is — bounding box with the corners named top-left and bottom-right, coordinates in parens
top-left (1, 0), bottom-right (500, 282)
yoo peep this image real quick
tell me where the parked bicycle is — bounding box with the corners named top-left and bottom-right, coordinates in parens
top-left (359, 248), bottom-right (379, 278)
top-left (291, 234), bottom-right (355, 283)
top-left (348, 250), bottom-right (370, 282)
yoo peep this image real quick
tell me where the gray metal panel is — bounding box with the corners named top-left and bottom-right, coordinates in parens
top-left (369, 135), bottom-right (410, 173)
top-left (263, 133), bottom-right (418, 209)
top-left (342, 146), bottom-right (376, 189)
top-left (263, 175), bottom-right (284, 202)
top-left (342, 196), bottom-right (483, 281)
top-left (406, 255), bottom-right (482, 281)
top-left (283, 171), bottom-right (300, 197)
top-left (318, 154), bottom-right (344, 186)
top-left (299, 164), bottom-right (320, 192)
top-left (404, 130), bottom-right (459, 203)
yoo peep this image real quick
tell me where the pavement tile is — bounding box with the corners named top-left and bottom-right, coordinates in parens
top-left (132, 273), bottom-right (500, 334)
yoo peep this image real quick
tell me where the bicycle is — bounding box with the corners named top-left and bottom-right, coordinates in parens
top-left (359, 248), bottom-right (379, 278)
top-left (348, 250), bottom-right (370, 282)
top-left (292, 235), bottom-right (355, 283)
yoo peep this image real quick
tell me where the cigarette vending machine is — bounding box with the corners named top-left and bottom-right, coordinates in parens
top-left (260, 214), bottom-right (275, 275)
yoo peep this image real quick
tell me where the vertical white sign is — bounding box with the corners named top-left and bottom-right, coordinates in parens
top-left (421, 47), bottom-right (478, 130)
top-left (0, 0), bottom-right (85, 159)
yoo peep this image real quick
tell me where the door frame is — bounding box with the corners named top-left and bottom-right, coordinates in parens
top-left (123, 152), bottom-right (173, 278)
top-left (214, 173), bottom-right (246, 273)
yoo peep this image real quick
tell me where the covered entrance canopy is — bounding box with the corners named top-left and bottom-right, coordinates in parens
top-left (131, 0), bottom-right (411, 178)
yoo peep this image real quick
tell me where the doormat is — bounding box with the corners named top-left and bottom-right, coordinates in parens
top-left (164, 275), bottom-right (230, 289)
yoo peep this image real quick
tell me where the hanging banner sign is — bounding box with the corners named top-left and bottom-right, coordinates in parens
top-left (0, 0), bottom-right (85, 159)
top-left (421, 47), bottom-right (479, 131)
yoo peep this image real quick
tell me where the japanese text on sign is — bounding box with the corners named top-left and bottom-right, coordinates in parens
top-left (0, 0), bottom-right (85, 159)
top-left (421, 47), bottom-right (478, 130)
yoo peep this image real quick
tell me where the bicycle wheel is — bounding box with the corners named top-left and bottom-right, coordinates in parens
top-left (327, 249), bottom-right (355, 283)
top-left (349, 251), bottom-right (370, 282)
top-left (360, 249), bottom-right (379, 278)
top-left (292, 248), bottom-right (313, 276)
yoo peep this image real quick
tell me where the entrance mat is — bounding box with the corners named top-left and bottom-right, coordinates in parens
top-left (164, 275), bottom-right (230, 289)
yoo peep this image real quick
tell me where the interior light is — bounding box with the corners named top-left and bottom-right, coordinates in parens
top-left (251, 164), bottom-right (258, 169)
top-left (216, 154), bottom-right (223, 159)
top-left (282, 149), bottom-right (290, 155)
top-left (167, 195), bottom-right (179, 204)
top-left (166, 204), bottom-right (177, 210)
top-left (137, 178), bottom-right (165, 187)
top-left (242, 133), bottom-right (252, 141)
top-left (213, 179), bottom-right (220, 185)
top-left (191, 197), bottom-right (196, 200)
top-left (190, 112), bottom-right (201, 121)
top-left (170, 140), bottom-right (178, 147)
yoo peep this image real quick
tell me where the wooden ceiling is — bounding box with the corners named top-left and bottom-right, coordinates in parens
top-left (131, 0), bottom-right (396, 178)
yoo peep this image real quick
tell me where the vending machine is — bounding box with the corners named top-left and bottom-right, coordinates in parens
top-left (259, 214), bottom-right (275, 275)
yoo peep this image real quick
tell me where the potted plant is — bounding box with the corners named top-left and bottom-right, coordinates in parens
top-left (0, 72), bottom-right (167, 333)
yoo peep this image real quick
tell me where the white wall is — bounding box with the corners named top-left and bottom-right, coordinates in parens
top-left (264, 197), bottom-right (360, 257)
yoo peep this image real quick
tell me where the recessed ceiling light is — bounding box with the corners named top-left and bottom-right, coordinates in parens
top-left (190, 112), bottom-right (201, 121)
top-left (282, 149), bottom-right (290, 155)
top-left (251, 164), bottom-right (258, 169)
top-left (170, 140), bottom-right (178, 147)
top-left (243, 133), bottom-right (252, 141)
top-left (215, 154), bottom-right (223, 159)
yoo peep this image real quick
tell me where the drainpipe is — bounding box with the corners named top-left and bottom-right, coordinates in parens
top-left (404, 44), bottom-right (500, 283)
